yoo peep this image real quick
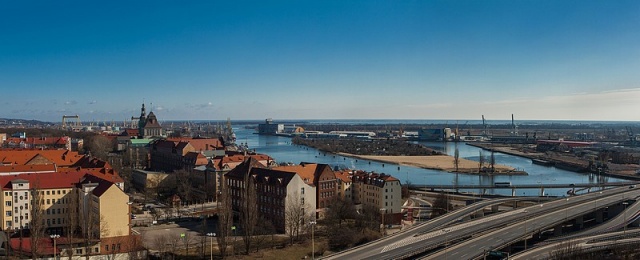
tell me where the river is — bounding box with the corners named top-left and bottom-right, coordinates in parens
top-left (234, 126), bottom-right (622, 197)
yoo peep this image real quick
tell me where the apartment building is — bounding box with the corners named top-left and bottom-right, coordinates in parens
top-left (150, 138), bottom-right (224, 172)
top-left (273, 163), bottom-right (337, 217)
top-left (225, 158), bottom-right (316, 233)
top-left (334, 170), bottom-right (354, 202)
top-left (0, 171), bottom-right (129, 235)
top-left (350, 171), bottom-right (402, 214)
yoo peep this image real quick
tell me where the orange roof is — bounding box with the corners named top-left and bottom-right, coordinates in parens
top-left (58, 167), bottom-right (123, 183)
top-left (0, 149), bottom-right (112, 169)
top-left (167, 138), bottom-right (224, 151)
top-left (0, 149), bottom-right (83, 166)
top-left (185, 152), bottom-right (209, 166)
top-left (0, 164), bottom-right (57, 173)
top-left (273, 164), bottom-right (319, 186)
top-left (334, 171), bottom-right (352, 183)
top-left (0, 171), bottom-right (86, 190)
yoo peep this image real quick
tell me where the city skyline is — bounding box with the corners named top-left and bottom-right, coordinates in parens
top-left (2, 1), bottom-right (640, 122)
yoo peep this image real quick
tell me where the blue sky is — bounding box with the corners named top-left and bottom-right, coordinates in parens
top-left (2, 1), bottom-right (639, 122)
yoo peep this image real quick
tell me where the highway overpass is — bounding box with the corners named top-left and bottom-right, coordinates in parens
top-left (325, 186), bottom-right (640, 259)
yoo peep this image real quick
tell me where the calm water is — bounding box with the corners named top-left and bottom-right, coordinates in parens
top-left (234, 126), bottom-right (623, 197)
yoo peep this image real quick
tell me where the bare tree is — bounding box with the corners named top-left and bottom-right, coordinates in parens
top-left (284, 192), bottom-right (309, 244)
top-left (216, 179), bottom-right (233, 258)
top-left (239, 173), bottom-right (258, 254)
top-left (85, 135), bottom-right (113, 161)
top-left (167, 235), bottom-right (181, 260)
top-left (29, 185), bottom-right (46, 259)
top-left (490, 151), bottom-right (496, 173)
top-left (152, 235), bottom-right (168, 259)
top-left (254, 216), bottom-right (276, 253)
top-left (65, 189), bottom-right (80, 259)
top-left (175, 170), bottom-right (194, 203)
top-left (478, 150), bottom-right (485, 173)
top-left (431, 192), bottom-right (452, 218)
top-left (549, 240), bottom-right (583, 259)
top-left (126, 233), bottom-right (146, 260)
top-left (150, 208), bottom-right (163, 222)
top-left (453, 147), bottom-right (460, 172)
top-left (181, 232), bottom-right (196, 258)
top-left (326, 197), bottom-right (355, 228)
top-left (355, 204), bottom-right (381, 232)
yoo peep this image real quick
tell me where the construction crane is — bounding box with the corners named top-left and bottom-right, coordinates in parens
top-left (511, 114), bottom-right (518, 136)
top-left (62, 115), bottom-right (81, 128)
top-left (626, 126), bottom-right (636, 146)
top-left (482, 115), bottom-right (488, 137)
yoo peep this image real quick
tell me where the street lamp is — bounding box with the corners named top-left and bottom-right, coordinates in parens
top-left (380, 208), bottom-right (386, 235)
top-left (206, 232), bottom-right (216, 260)
top-left (309, 220), bottom-right (317, 259)
top-left (522, 210), bottom-right (528, 250)
top-left (565, 198), bottom-right (569, 222)
top-left (623, 201), bottom-right (629, 235)
top-left (50, 234), bottom-right (60, 260)
top-left (442, 228), bottom-right (450, 260)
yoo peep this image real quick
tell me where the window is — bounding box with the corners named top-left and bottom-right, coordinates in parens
top-left (47, 199), bottom-right (50, 205)
top-left (5, 211), bottom-right (10, 216)
top-left (105, 245), bottom-right (109, 251)
top-left (5, 201), bottom-right (10, 206)
top-left (75, 249), bottom-right (82, 254)
top-left (5, 221), bottom-right (10, 227)
top-left (57, 190), bottom-right (61, 195)
top-left (63, 190), bottom-right (66, 194)
top-left (24, 213), bottom-right (28, 220)
top-left (57, 208), bottom-right (61, 214)
top-left (46, 191), bottom-right (50, 195)
top-left (46, 209), bottom-right (50, 215)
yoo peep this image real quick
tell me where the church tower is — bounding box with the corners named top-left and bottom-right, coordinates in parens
top-left (138, 103), bottom-right (146, 138)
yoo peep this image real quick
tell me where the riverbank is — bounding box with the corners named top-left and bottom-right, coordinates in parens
top-left (466, 142), bottom-right (640, 181)
top-left (337, 153), bottom-right (527, 176)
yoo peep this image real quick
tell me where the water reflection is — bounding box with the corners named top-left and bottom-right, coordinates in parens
top-left (234, 127), bottom-right (622, 196)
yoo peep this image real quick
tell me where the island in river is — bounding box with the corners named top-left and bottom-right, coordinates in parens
top-left (338, 153), bottom-right (525, 175)
top-left (291, 137), bottom-right (525, 175)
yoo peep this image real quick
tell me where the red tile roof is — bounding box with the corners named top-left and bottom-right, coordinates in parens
top-left (167, 138), bottom-right (224, 151)
top-left (273, 164), bottom-right (319, 186)
top-left (0, 164), bottom-right (57, 173)
top-left (10, 237), bottom-right (57, 256)
top-left (334, 171), bottom-right (353, 183)
top-left (0, 171), bottom-right (86, 190)
top-left (0, 149), bottom-right (83, 167)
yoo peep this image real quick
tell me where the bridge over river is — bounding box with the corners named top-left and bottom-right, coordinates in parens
top-left (411, 181), bottom-right (639, 196)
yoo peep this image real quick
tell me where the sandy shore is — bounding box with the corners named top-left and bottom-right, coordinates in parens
top-left (338, 153), bottom-right (524, 175)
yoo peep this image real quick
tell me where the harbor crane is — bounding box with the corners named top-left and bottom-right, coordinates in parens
top-left (61, 115), bottom-right (81, 128)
